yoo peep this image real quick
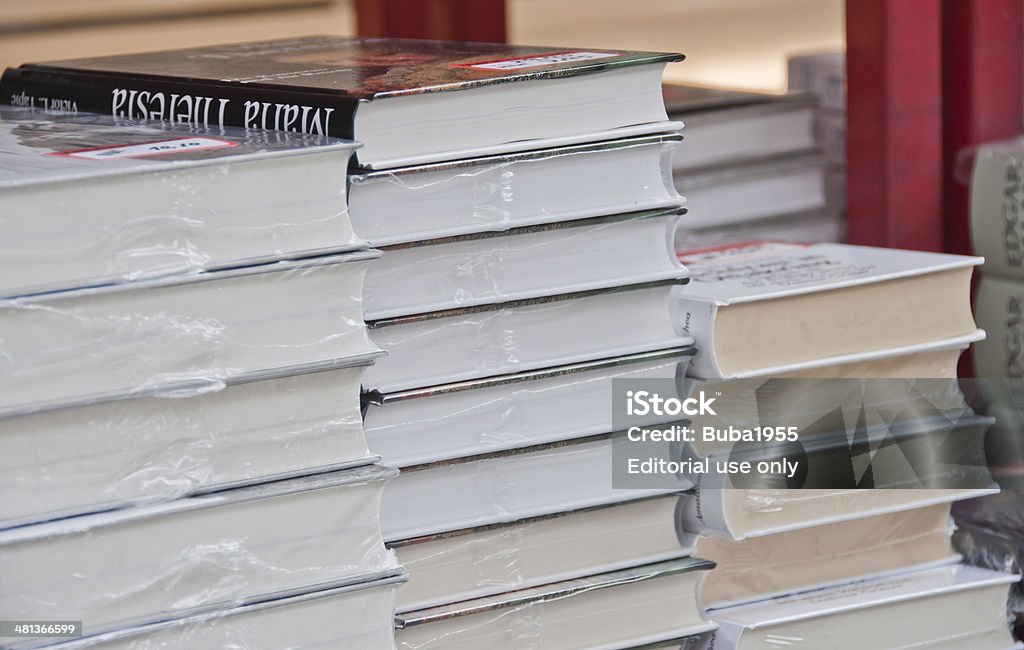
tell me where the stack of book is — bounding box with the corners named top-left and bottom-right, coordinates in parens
top-left (670, 241), bottom-right (1017, 649)
top-left (0, 37), bottom-right (720, 648)
top-left (970, 138), bottom-right (1024, 380)
top-left (0, 107), bottom-right (403, 648)
top-left (664, 83), bottom-right (840, 249)
top-left (788, 50), bottom-right (847, 220)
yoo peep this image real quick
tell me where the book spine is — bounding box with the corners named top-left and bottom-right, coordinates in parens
top-left (674, 298), bottom-right (722, 378)
top-left (970, 142), bottom-right (1024, 280)
top-left (1, 66), bottom-right (360, 141)
top-left (677, 485), bottom-right (730, 539)
top-left (972, 274), bottom-right (1024, 378)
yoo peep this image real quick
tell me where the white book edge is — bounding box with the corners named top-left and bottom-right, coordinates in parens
top-left (360, 120), bottom-right (683, 169)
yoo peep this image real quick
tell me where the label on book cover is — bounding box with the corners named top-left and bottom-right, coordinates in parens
top-left (51, 137), bottom-right (237, 160)
top-left (456, 51), bottom-right (621, 71)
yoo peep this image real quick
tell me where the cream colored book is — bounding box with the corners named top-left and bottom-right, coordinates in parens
top-left (362, 208), bottom-right (685, 320)
top-left (693, 503), bottom-right (959, 610)
top-left (680, 488), bottom-right (996, 541)
top-left (364, 281), bottom-right (691, 393)
top-left (393, 496), bottom-right (690, 612)
top-left (675, 242), bottom-right (981, 379)
top-left (395, 559), bottom-right (716, 650)
top-left (707, 564), bottom-right (1020, 650)
top-left (0, 467), bottom-right (398, 645)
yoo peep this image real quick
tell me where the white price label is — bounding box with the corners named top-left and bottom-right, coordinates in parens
top-left (56, 137), bottom-right (237, 160)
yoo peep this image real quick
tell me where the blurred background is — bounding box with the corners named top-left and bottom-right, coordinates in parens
top-left (0, 0), bottom-right (844, 91)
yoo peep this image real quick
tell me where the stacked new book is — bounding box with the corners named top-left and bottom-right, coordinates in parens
top-left (670, 241), bottom-right (1019, 649)
top-left (664, 83), bottom-right (841, 249)
top-left (1, 37), bottom-right (719, 648)
top-left (0, 108), bottom-right (403, 648)
top-left (788, 50), bottom-right (847, 220)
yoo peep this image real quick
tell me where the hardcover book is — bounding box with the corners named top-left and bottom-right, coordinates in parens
top-left (380, 434), bottom-right (688, 542)
top-left (395, 559), bottom-right (716, 650)
top-left (363, 207), bottom-right (686, 320)
top-left (673, 153), bottom-right (826, 230)
top-left (1, 36), bottom-right (683, 169)
top-left (0, 467), bottom-right (399, 647)
top-left (662, 84), bottom-right (818, 171)
top-left (0, 106), bottom-right (361, 299)
top-left (348, 133), bottom-right (683, 246)
top-left (0, 251), bottom-right (380, 415)
top-left (680, 487), bottom-right (996, 542)
top-left (692, 502), bottom-right (960, 610)
top-left (707, 564), bottom-right (1019, 650)
top-left (393, 495), bottom-right (690, 612)
top-left (363, 280), bottom-right (691, 393)
top-left (41, 575), bottom-right (407, 650)
top-left (676, 209), bottom-right (843, 250)
top-left (674, 242), bottom-right (982, 378)
top-left (0, 363), bottom-right (375, 529)
top-left (364, 348), bottom-right (694, 468)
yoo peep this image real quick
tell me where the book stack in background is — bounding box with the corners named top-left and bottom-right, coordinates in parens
top-left (0, 37), bottom-right (720, 649)
top-left (664, 84), bottom-right (840, 249)
top-left (0, 107), bottom-right (403, 648)
top-left (970, 138), bottom-right (1024, 382)
top-left (671, 241), bottom-right (1018, 650)
top-left (958, 136), bottom-right (1024, 646)
top-left (788, 50), bottom-right (847, 221)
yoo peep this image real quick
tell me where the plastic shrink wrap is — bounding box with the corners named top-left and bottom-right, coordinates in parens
top-left (0, 466), bottom-right (400, 649)
top-left (381, 433), bottom-right (690, 542)
top-left (364, 348), bottom-right (693, 468)
top-left (394, 559), bottom-right (716, 650)
top-left (954, 490), bottom-right (1024, 642)
top-left (0, 251), bottom-right (380, 415)
top-left (362, 207), bottom-right (686, 320)
top-left (0, 106), bottom-right (361, 299)
top-left (702, 564), bottom-right (1020, 650)
top-left (348, 133), bottom-right (682, 246)
top-left (393, 495), bottom-right (693, 613)
top-left (37, 574), bottom-right (407, 650)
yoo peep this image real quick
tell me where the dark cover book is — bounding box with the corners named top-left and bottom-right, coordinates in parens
top-left (1, 36), bottom-right (681, 141)
top-left (662, 83), bottom-right (815, 115)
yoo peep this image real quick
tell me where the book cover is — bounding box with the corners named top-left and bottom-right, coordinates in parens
top-left (674, 242), bottom-right (982, 378)
top-left (2, 36), bottom-right (680, 139)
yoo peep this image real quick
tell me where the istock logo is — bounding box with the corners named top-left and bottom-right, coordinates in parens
top-left (625, 390), bottom-right (717, 416)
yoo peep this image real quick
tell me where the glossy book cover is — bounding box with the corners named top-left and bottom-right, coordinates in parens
top-left (2, 36), bottom-right (682, 140)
